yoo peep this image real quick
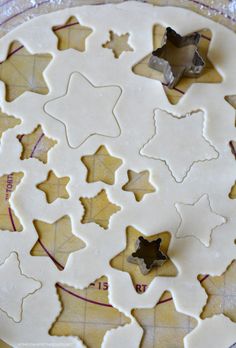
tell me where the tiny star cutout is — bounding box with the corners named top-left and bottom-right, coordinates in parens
top-left (141, 109), bottom-right (218, 182)
top-left (102, 31), bottom-right (133, 58)
top-left (17, 125), bottom-right (57, 164)
top-left (122, 169), bottom-right (155, 202)
top-left (80, 189), bottom-right (121, 229)
top-left (81, 145), bottom-right (122, 185)
top-left (0, 253), bottom-right (41, 322)
top-left (128, 236), bottom-right (167, 275)
top-left (45, 72), bottom-right (121, 148)
top-left (175, 194), bottom-right (226, 247)
top-left (53, 16), bottom-right (92, 52)
top-left (37, 170), bottom-right (70, 203)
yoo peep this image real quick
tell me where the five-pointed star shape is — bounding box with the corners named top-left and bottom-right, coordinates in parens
top-left (0, 41), bottom-right (51, 102)
top-left (17, 124), bottom-right (57, 164)
top-left (79, 189), bottom-right (121, 229)
top-left (102, 31), bottom-right (133, 58)
top-left (81, 145), bottom-right (122, 185)
top-left (45, 72), bottom-right (121, 148)
top-left (128, 236), bottom-right (167, 275)
top-left (31, 216), bottom-right (85, 270)
top-left (132, 26), bottom-right (222, 105)
top-left (37, 170), bottom-right (70, 203)
top-left (0, 253), bottom-right (41, 322)
top-left (122, 169), bottom-right (155, 202)
top-left (175, 194), bottom-right (226, 247)
top-left (53, 16), bottom-right (92, 52)
top-left (141, 109), bottom-right (218, 182)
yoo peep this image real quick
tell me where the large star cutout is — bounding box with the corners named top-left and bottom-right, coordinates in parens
top-left (175, 194), bottom-right (226, 247)
top-left (0, 253), bottom-right (41, 322)
top-left (79, 189), bottom-right (121, 229)
top-left (37, 170), bottom-right (70, 203)
top-left (122, 169), bottom-right (155, 202)
top-left (0, 41), bottom-right (51, 102)
top-left (31, 216), bottom-right (85, 270)
top-left (128, 236), bottom-right (167, 275)
top-left (132, 26), bottom-right (222, 104)
top-left (140, 109), bottom-right (218, 182)
top-left (45, 72), bottom-right (121, 148)
top-left (81, 145), bottom-right (122, 185)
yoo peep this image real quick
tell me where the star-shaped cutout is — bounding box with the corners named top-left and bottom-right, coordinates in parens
top-left (50, 277), bottom-right (130, 347)
top-left (128, 236), bottom-right (167, 275)
top-left (0, 109), bottom-right (20, 139)
top-left (149, 27), bottom-right (205, 89)
top-left (52, 16), bottom-right (92, 52)
top-left (79, 189), bottom-right (121, 229)
top-left (45, 72), bottom-right (121, 148)
top-left (102, 31), bottom-right (133, 58)
top-left (175, 194), bottom-right (226, 247)
top-left (0, 41), bottom-right (51, 102)
top-left (133, 290), bottom-right (196, 347)
top-left (111, 227), bottom-right (177, 293)
top-left (199, 261), bottom-right (236, 322)
top-left (132, 25), bottom-right (222, 104)
top-left (17, 124), bottom-right (57, 164)
top-left (140, 109), bottom-right (218, 182)
top-left (0, 253), bottom-right (41, 322)
top-left (31, 216), bottom-right (85, 270)
top-left (37, 170), bottom-right (70, 203)
top-left (81, 145), bottom-right (122, 185)
top-left (122, 169), bottom-right (155, 202)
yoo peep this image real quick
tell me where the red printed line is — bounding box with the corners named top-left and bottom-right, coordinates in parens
top-left (38, 239), bottom-right (64, 271)
top-left (30, 133), bottom-right (44, 158)
top-left (8, 207), bottom-right (16, 231)
top-left (56, 283), bottom-right (113, 308)
top-left (200, 274), bottom-right (209, 283)
top-left (54, 22), bottom-right (79, 32)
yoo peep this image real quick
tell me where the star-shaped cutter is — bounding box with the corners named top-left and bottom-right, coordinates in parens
top-left (128, 236), bottom-right (167, 275)
top-left (149, 27), bottom-right (205, 88)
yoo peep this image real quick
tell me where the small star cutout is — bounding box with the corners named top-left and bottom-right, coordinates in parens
top-left (128, 236), bottom-right (167, 275)
top-left (45, 72), bottom-right (121, 148)
top-left (141, 109), bottom-right (218, 182)
top-left (0, 253), bottom-right (41, 322)
top-left (37, 170), bottom-right (70, 203)
top-left (50, 277), bottom-right (130, 347)
top-left (229, 181), bottom-right (236, 199)
top-left (0, 109), bottom-right (21, 139)
top-left (17, 124), bottom-right (57, 164)
top-left (175, 194), bottom-right (226, 247)
top-left (102, 31), bottom-right (133, 58)
top-left (80, 189), bottom-right (121, 229)
top-left (52, 16), bottom-right (92, 52)
top-left (0, 41), bottom-right (51, 102)
top-left (81, 145), bottom-right (122, 185)
top-left (122, 169), bottom-right (155, 202)
top-left (133, 26), bottom-right (222, 104)
top-left (31, 215), bottom-right (85, 270)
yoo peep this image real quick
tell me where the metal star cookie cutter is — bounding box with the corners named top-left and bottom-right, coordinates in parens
top-left (127, 236), bottom-right (168, 275)
top-left (149, 27), bottom-right (205, 88)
